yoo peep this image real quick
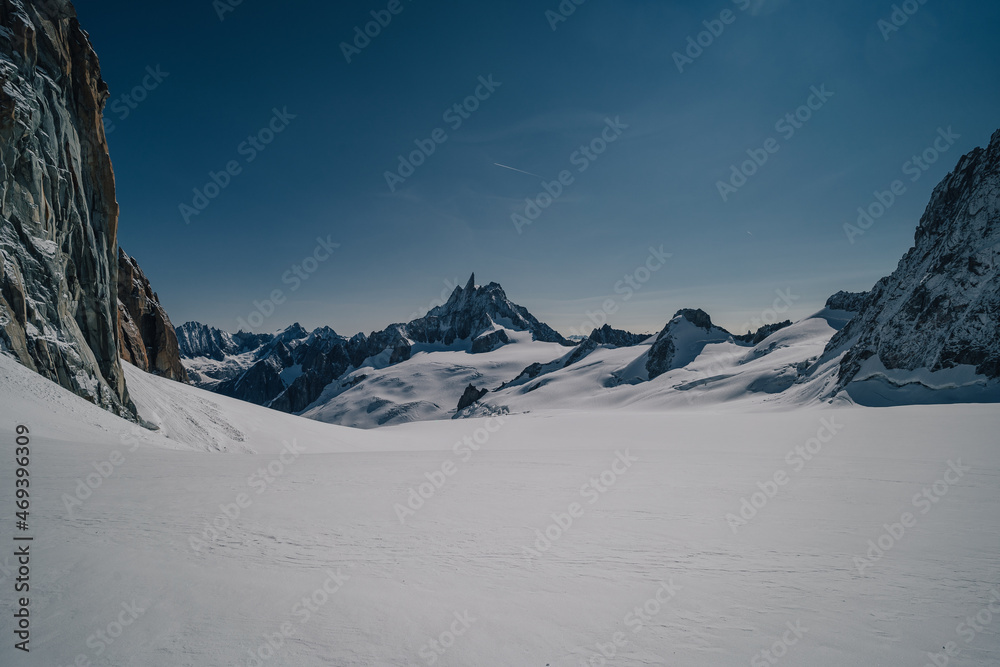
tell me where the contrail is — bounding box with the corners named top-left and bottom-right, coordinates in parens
top-left (493, 162), bottom-right (543, 179)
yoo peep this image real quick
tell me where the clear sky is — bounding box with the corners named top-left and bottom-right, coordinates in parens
top-left (74, 0), bottom-right (1000, 337)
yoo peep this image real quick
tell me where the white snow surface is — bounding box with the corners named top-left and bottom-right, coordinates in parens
top-left (300, 330), bottom-right (567, 428)
top-left (1, 352), bottom-right (999, 666)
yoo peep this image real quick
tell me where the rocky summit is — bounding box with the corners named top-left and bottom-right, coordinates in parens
top-left (646, 309), bottom-right (732, 380)
top-left (827, 129), bottom-right (1000, 391)
top-left (403, 274), bottom-right (570, 349)
top-left (587, 324), bottom-right (649, 347)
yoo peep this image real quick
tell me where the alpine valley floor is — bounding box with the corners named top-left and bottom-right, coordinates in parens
top-left (0, 354), bottom-right (998, 666)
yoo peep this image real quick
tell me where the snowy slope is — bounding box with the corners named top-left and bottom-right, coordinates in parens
top-left (300, 331), bottom-right (566, 428)
top-left (463, 309), bottom-right (848, 416)
top-left (1, 353), bottom-right (999, 666)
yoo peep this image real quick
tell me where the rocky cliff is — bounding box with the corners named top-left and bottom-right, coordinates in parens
top-left (0, 0), bottom-right (134, 416)
top-left (117, 249), bottom-right (187, 382)
top-left (827, 129), bottom-right (1000, 391)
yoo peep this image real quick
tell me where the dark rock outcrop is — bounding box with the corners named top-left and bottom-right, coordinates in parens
top-left (733, 320), bottom-right (793, 346)
top-left (471, 329), bottom-right (509, 353)
top-left (646, 309), bottom-right (731, 380)
top-left (587, 324), bottom-right (649, 347)
top-left (825, 291), bottom-right (868, 313)
top-left (456, 384), bottom-right (488, 411)
top-left (116, 249), bottom-right (187, 382)
top-left (562, 338), bottom-right (598, 366)
top-left (827, 128), bottom-right (1000, 389)
top-left (0, 0), bottom-right (134, 416)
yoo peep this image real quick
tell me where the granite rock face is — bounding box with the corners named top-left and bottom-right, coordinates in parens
top-left (0, 0), bottom-right (133, 416)
top-left (116, 249), bottom-right (187, 382)
top-left (827, 129), bottom-right (1000, 388)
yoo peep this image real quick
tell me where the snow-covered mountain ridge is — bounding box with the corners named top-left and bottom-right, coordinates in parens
top-left (178, 123), bottom-right (1000, 429)
top-left (177, 274), bottom-right (576, 422)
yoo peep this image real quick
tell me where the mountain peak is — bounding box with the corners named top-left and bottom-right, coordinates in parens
top-left (672, 308), bottom-right (716, 332)
top-left (406, 275), bottom-right (569, 348)
top-left (826, 127), bottom-right (1000, 395)
top-left (646, 308), bottom-right (730, 379)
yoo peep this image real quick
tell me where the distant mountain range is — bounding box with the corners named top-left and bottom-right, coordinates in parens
top-left (170, 127), bottom-right (1000, 424)
top-left (0, 1), bottom-right (997, 427)
top-left (174, 274), bottom-right (576, 417)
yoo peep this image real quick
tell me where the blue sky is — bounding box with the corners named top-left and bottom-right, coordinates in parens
top-left (75, 0), bottom-right (1000, 337)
